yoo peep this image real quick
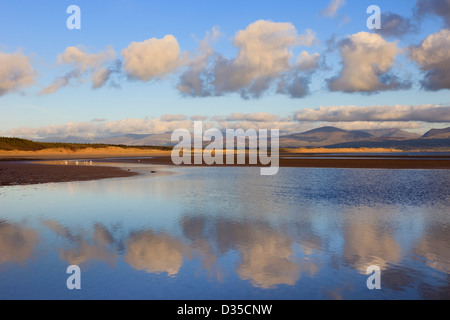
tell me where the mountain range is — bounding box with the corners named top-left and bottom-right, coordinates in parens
top-left (35, 126), bottom-right (450, 150)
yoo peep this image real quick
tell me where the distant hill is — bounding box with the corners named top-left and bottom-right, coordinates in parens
top-left (325, 138), bottom-right (450, 150)
top-left (362, 129), bottom-right (421, 139)
top-left (7, 125), bottom-right (450, 151)
top-left (0, 137), bottom-right (171, 151)
top-left (36, 136), bottom-right (93, 144)
top-left (422, 127), bottom-right (450, 139)
top-left (99, 132), bottom-right (176, 147)
top-left (279, 126), bottom-right (373, 147)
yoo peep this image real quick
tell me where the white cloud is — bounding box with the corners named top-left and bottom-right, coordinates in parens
top-left (121, 35), bottom-right (182, 81)
top-left (160, 114), bottom-right (188, 122)
top-left (294, 104), bottom-right (450, 122)
top-left (296, 51), bottom-right (321, 71)
top-left (297, 29), bottom-right (319, 47)
top-left (324, 121), bottom-right (422, 131)
top-left (176, 20), bottom-right (320, 99)
top-left (10, 105), bottom-right (448, 142)
top-left (217, 112), bottom-right (281, 123)
top-left (213, 20), bottom-right (318, 98)
top-left (328, 32), bottom-right (409, 93)
top-left (190, 115), bottom-right (210, 121)
top-left (33, 22), bottom-right (321, 99)
top-left (275, 51), bottom-right (320, 98)
top-left (177, 27), bottom-right (220, 97)
top-left (321, 0), bottom-right (346, 18)
top-left (0, 50), bottom-right (35, 96)
top-left (9, 117), bottom-right (193, 140)
top-left (215, 120), bottom-right (311, 134)
top-left (409, 29), bottom-right (450, 90)
top-left (40, 46), bottom-right (117, 94)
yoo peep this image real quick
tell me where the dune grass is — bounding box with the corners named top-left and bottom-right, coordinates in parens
top-left (0, 137), bottom-right (172, 152)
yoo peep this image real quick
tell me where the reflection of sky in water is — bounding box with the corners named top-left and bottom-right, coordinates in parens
top-left (0, 167), bottom-right (449, 299)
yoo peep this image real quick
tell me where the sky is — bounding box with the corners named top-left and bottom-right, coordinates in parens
top-left (0, 0), bottom-right (449, 141)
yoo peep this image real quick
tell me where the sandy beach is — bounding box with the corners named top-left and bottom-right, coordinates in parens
top-left (0, 147), bottom-right (172, 160)
top-left (0, 161), bottom-right (139, 186)
top-left (1, 147), bottom-right (450, 186)
top-left (111, 154), bottom-right (450, 169)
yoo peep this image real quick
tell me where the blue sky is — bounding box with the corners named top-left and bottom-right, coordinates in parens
top-left (0, 0), bottom-right (449, 140)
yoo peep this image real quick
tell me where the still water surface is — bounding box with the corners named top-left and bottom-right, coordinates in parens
top-left (0, 165), bottom-right (449, 299)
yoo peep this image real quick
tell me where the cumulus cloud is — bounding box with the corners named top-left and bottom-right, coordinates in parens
top-left (177, 20), bottom-right (320, 99)
top-left (41, 46), bottom-right (118, 94)
top-left (409, 29), bottom-right (450, 90)
top-left (276, 76), bottom-right (310, 98)
top-left (36, 21), bottom-right (321, 99)
top-left (214, 120), bottom-right (312, 135)
top-left (321, 0), bottom-right (346, 18)
top-left (121, 35), bottom-right (182, 81)
top-left (328, 32), bottom-right (410, 93)
top-left (178, 27), bottom-right (220, 97)
top-left (190, 115), bottom-right (210, 121)
top-left (415, 0), bottom-right (450, 27)
top-left (8, 117), bottom-right (194, 141)
top-left (209, 112), bottom-right (312, 133)
top-left (275, 51), bottom-right (321, 98)
top-left (213, 20), bottom-right (318, 98)
top-left (322, 121), bottom-right (422, 131)
top-left (91, 118), bottom-right (107, 123)
top-left (294, 104), bottom-right (450, 122)
top-left (216, 112), bottom-right (281, 123)
top-left (0, 50), bottom-right (35, 96)
top-left (295, 51), bottom-right (321, 71)
top-left (10, 105), bottom-right (447, 142)
top-left (160, 114), bottom-right (188, 122)
top-left (375, 12), bottom-right (416, 38)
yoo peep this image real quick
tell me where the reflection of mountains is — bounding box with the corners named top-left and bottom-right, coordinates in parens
top-left (87, 126), bottom-right (450, 150)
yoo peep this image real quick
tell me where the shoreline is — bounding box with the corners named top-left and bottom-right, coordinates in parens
top-left (0, 161), bottom-right (139, 186)
top-left (111, 155), bottom-right (450, 170)
top-left (1, 150), bottom-right (450, 186)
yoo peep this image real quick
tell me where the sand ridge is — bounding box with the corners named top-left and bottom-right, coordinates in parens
top-left (0, 147), bottom-right (172, 159)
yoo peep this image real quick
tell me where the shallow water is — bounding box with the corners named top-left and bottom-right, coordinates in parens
top-left (0, 165), bottom-right (449, 300)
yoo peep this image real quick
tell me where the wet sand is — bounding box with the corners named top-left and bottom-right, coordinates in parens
top-left (1, 151), bottom-right (450, 186)
top-left (0, 161), bottom-right (138, 186)
top-left (109, 154), bottom-right (450, 170)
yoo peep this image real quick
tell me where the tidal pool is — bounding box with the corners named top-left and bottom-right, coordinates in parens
top-left (0, 165), bottom-right (449, 300)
